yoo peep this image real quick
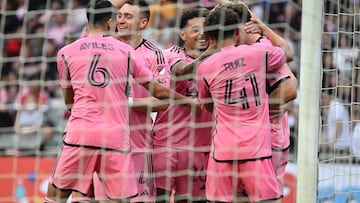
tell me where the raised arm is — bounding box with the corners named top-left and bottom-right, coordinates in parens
top-left (245, 13), bottom-right (294, 62)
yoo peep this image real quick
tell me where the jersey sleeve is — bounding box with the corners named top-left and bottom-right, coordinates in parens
top-left (57, 49), bottom-right (72, 88)
top-left (150, 50), bottom-right (171, 88)
top-left (266, 64), bottom-right (291, 93)
top-left (267, 46), bottom-right (286, 73)
top-left (130, 51), bottom-right (153, 85)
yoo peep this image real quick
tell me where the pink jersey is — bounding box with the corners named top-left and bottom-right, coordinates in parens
top-left (196, 43), bottom-right (286, 161)
top-left (152, 45), bottom-right (213, 149)
top-left (57, 35), bottom-right (153, 151)
top-left (267, 65), bottom-right (291, 150)
top-left (129, 39), bottom-right (170, 152)
top-left (258, 37), bottom-right (292, 150)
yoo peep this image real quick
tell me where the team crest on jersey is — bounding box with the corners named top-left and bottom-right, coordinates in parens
top-left (157, 66), bottom-right (166, 75)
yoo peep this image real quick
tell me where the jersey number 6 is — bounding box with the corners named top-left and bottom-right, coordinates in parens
top-left (88, 54), bottom-right (110, 88)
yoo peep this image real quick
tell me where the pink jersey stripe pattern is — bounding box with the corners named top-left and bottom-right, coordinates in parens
top-left (129, 39), bottom-right (170, 152)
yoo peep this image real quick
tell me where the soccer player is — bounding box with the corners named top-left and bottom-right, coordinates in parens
top-left (245, 15), bottom-right (298, 197)
top-left (45, 1), bottom-right (199, 202)
top-left (204, 2), bottom-right (298, 198)
top-left (114, 0), bottom-right (171, 202)
top-left (229, 2), bottom-right (298, 197)
top-left (196, 6), bottom-right (286, 202)
top-left (152, 8), bottom-right (213, 203)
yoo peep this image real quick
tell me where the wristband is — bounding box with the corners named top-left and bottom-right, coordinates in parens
top-left (128, 97), bottom-right (134, 105)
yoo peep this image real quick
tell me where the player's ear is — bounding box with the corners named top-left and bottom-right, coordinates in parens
top-left (107, 18), bottom-right (116, 32)
top-left (180, 30), bottom-right (186, 42)
top-left (139, 18), bottom-right (149, 29)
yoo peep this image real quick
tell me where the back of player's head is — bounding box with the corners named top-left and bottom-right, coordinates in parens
top-left (86, 0), bottom-right (116, 27)
top-left (180, 8), bottom-right (210, 29)
top-left (225, 1), bottom-right (251, 24)
top-left (204, 5), bottom-right (239, 40)
top-left (124, 0), bottom-right (150, 20)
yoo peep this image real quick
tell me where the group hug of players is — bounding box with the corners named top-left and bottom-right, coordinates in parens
top-left (44, 0), bottom-right (298, 202)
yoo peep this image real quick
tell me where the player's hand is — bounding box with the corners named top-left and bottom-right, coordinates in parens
top-left (244, 12), bottom-right (268, 35)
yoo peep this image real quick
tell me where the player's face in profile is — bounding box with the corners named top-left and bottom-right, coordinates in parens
top-left (181, 17), bottom-right (209, 51)
top-left (116, 4), bottom-right (142, 37)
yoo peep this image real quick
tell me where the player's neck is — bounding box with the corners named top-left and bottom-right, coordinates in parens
top-left (248, 34), bottom-right (262, 44)
top-left (218, 38), bottom-right (237, 48)
top-left (87, 26), bottom-right (108, 36)
top-left (184, 47), bottom-right (198, 59)
top-left (118, 35), bottom-right (143, 49)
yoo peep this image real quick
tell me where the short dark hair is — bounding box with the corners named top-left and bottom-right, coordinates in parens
top-left (180, 8), bottom-right (209, 29)
top-left (86, 0), bottom-right (116, 26)
top-left (124, 0), bottom-right (150, 20)
top-left (226, 2), bottom-right (251, 24)
top-left (204, 6), bottom-right (239, 40)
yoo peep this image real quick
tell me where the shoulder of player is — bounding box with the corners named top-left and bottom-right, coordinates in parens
top-left (139, 39), bottom-right (163, 52)
top-left (166, 45), bottom-right (184, 54)
top-left (250, 38), bottom-right (282, 53)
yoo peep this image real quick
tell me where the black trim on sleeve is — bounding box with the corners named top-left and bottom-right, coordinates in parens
top-left (203, 77), bottom-right (210, 89)
top-left (267, 76), bottom-right (291, 94)
top-left (255, 36), bottom-right (264, 43)
top-left (272, 143), bottom-right (291, 152)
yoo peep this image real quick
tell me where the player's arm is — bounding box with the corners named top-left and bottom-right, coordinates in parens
top-left (130, 96), bottom-right (168, 112)
top-left (203, 99), bottom-right (214, 112)
top-left (171, 49), bottom-right (218, 77)
top-left (61, 87), bottom-right (74, 111)
top-left (142, 80), bottom-right (200, 116)
top-left (57, 52), bottom-right (74, 111)
top-left (245, 13), bottom-right (294, 62)
top-left (268, 64), bottom-right (297, 109)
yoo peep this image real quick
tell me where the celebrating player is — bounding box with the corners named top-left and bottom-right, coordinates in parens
top-left (115, 0), bottom-right (171, 202)
top-left (196, 5), bottom-right (286, 202)
top-left (229, 1), bottom-right (298, 197)
top-left (45, 1), bottom-right (199, 202)
top-left (152, 8), bottom-right (213, 203)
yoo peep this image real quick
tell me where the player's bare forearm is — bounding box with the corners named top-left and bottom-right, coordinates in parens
top-left (172, 60), bottom-right (190, 77)
top-left (61, 87), bottom-right (74, 111)
top-left (131, 97), bottom-right (169, 112)
top-left (143, 80), bottom-right (200, 116)
top-left (173, 49), bottom-right (218, 77)
top-left (204, 103), bottom-right (214, 112)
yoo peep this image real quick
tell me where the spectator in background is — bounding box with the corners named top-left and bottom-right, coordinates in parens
top-left (332, 33), bottom-right (358, 81)
top-left (0, 67), bottom-right (19, 131)
top-left (321, 89), bottom-right (351, 159)
top-left (67, 0), bottom-right (88, 34)
top-left (13, 90), bottom-right (46, 152)
top-left (41, 0), bottom-right (74, 48)
top-left (14, 93), bottom-right (44, 136)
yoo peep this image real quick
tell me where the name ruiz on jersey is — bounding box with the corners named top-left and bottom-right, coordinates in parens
top-left (224, 57), bottom-right (246, 71)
